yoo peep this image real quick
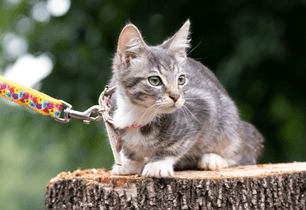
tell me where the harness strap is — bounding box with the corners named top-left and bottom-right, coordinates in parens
top-left (0, 75), bottom-right (62, 118)
top-left (98, 86), bottom-right (122, 165)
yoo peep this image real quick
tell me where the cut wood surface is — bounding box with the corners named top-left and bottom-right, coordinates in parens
top-left (45, 162), bottom-right (306, 209)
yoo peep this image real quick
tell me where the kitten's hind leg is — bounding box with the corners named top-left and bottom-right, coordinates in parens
top-left (112, 153), bottom-right (144, 175)
top-left (198, 153), bottom-right (229, 170)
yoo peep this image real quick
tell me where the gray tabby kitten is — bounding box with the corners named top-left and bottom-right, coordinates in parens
top-left (108, 20), bottom-right (264, 178)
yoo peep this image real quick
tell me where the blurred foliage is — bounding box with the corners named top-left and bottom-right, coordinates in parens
top-left (1, 0), bottom-right (306, 209)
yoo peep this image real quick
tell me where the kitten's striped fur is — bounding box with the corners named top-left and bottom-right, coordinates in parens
top-left (109, 20), bottom-right (264, 178)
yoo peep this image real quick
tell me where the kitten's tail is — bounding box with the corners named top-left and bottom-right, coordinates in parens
top-left (238, 121), bottom-right (265, 165)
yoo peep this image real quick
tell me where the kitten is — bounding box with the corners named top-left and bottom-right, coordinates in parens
top-left (108, 20), bottom-right (264, 178)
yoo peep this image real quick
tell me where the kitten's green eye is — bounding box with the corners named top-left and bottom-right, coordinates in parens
top-left (149, 76), bottom-right (161, 86)
top-left (178, 75), bottom-right (186, 85)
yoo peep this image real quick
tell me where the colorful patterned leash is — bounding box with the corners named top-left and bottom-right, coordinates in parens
top-left (0, 75), bottom-right (63, 118)
top-left (0, 75), bottom-right (122, 165)
top-left (0, 75), bottom-right (107, 123)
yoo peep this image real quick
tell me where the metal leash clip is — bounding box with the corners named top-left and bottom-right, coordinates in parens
top-left (54, 101), bottom-right (104, 124)
top-left (98, 85), bottom-right (116, 124)
top-left (54, 85), bottom-right (116, 125)
top-left (53, 85), bottom-right (121, 165)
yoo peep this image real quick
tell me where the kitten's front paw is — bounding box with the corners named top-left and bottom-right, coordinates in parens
top-left (198, 153), bottom-right (228, 170)
top-left (112, 160), bottom-right (143, 175)
top-left (142, 161), bottom-right (174, 178)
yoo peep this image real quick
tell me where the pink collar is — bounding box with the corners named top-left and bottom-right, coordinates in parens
top-left (124, 124), bottom-right (144, 129)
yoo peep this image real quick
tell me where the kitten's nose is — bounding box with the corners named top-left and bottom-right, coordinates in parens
top-left (169, 94), bottom-right (180, 102)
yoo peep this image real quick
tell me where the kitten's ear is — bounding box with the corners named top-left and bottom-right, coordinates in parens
top-left (117, 23), bottom-right (146, 64)
top-left (161, 20), bottom-right (190, 63)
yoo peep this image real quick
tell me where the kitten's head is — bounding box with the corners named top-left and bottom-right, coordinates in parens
top-left (112, 20), bottom-right (190, 114)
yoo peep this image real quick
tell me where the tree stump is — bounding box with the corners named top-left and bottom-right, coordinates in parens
top-left (45, 162), bottom-right (306, 209)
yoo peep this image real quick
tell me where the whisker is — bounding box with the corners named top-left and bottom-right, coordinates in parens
top-left (184, 98), bottom-right (205, 100)
top-left (133, 101), bottom-right (156, 116)
top-left (148, 107), bottom-right (159, 123)
top-left (180, 106), bottom-right (189, 122)
top-left (124, 100), bottom-right (154, 116)
top-left (137, 103), bottom-right (158, 123)
top-left (187, 38), bottom-right (203, 56)
top-left (182, 105), bottom-right (202, 124)
top-left (181, 105), bottom-right (195, 126)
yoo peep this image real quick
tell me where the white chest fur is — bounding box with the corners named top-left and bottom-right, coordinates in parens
top-left (113, 86), bottom-right (156, 129)
top-left (121, 128), bottom-right (156, 159)
top-left (113, 86), bottom-right (160, 159)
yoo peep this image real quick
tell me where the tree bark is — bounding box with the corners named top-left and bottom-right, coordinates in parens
top-left (45, 162), bottom-right (306, 210)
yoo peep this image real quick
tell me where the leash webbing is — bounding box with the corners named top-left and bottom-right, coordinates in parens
top-left (0, 75), bottom-right (122, 165)
top-left (0, 75), bottom-right (62, 118)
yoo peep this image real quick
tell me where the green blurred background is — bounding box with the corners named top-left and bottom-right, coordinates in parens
top-left (1, 0), bottom-right (306, 209)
